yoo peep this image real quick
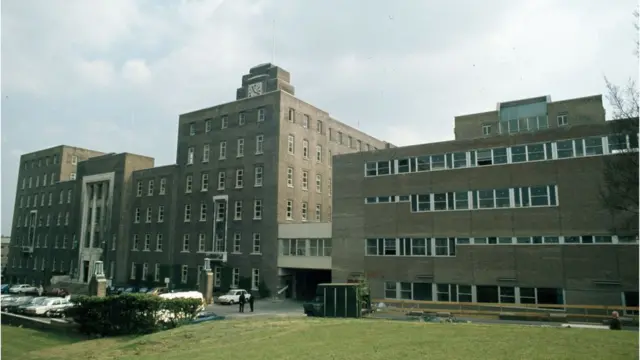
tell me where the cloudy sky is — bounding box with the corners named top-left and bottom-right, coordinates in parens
top-left (1, 0), bottom-right (638, 234)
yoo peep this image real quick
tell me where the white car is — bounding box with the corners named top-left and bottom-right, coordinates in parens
top-left (217, 289), bottom-right (251, 305)
top-left (9, 284), bottom-right (37, 294)
top-left (22, 297), bottom-right (72, 316)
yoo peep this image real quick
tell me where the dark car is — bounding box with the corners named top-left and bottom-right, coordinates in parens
top-left (2, 296), bottom-right (35, 313)
top-left (46, 288), bottom-right (69, 297)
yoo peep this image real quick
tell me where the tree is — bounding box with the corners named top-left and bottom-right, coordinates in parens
top-left (600, 9), bottom-right (639, 230)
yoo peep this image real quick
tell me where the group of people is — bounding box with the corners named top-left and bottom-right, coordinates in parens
top-left (237, 292), bottom-right (254, 313)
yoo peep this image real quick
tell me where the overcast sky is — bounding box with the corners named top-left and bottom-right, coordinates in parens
top-left (1, 0), bottom-right (638, 235)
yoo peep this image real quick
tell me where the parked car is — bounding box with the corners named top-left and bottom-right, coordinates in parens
top-left (9, 284), bottom-right (37, 294)
top-left (148, 287), bottom-right (170, 296)
top-left (1, 284), bottom-right (10, 294)
top-left (46, 302), bottom-right (75, 318)
top-left (46, 288), bottom-right (69, 297)
top-left (14, 297), bottom-right (48, 315)
top-left (216, 289), bottom-right (251, 305)
top-left (22, 297), bottom-right (72, 317)
top-left (2, 296), bottom-right (35, 313)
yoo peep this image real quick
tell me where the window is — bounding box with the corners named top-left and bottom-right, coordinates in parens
top-left (144, 234), bottom-right (151, 251)
top-left (254, 166), bottom-right (263, 187)
top-left (255, 135), bottom-right (264, 154)
top-left (288, 108), bottom-right (295, 122)
top-left (257, 108), bottom-right (265, 122)
top-left (182, 234), bottom-right (190, 252)
top-left (303, 114), bottom-right (310, 128)
top-left (132, 235), bottom-right (139, 250)
top-left (221, 116), bottom-right (228, 129)
top-left (181, 265), bottom-right (188, 284)
top-left (301, 170), bottom-right (309, 190)
top-left (234, 201), bottom-right (242, 220)
top-left (252, 233), bottom-right (261, 253)
top-left (286, 200), bottom-right (293, 220)
top-left (205, 119), bottom-right (212, 132)
top-left (43, 174), bottom-right (48, 186)
top-left (159, 178), bottom-right (166, 195)
top-left (315, 174), bottom-right (322, 193)
top-left (302, 140), bottom-right (309, 159)
top-left (131, 263), bottom-right (137, 280)
top-left (315, 204), bottom-right (322, 221)
top-left (237, 138), bottom-right (245, 157)
top-left (328, 178), bottom-right (332, 196)
top-left (365, 160), bottom-right (393, 176)
top-left (187, 147), bottom-right (194, 165)
top-left (219, 141), bottom-right (227, 159)
top-left (203, 144), bottom-right (210, 162)
top-left (156, 234), bottom-right (163, 251)
top-left (231, 268), bottom-right (240, 288)
top-left (185, 175), bottom-right (193, 193)
top-left (214, 266), bottom-right (222, 287)
top-left (301, 201), bottom-right (308, 221)
top-left (145, 180), bottom-right (154, 196)
top-left (315, 145), bottom-right (322, 162)
top-left (217, 171), bottom-right (225, 190)
top-left (154, 263), bottom-right (160, 281)
top-left (199, 202), bottom-right (207, 221)
top-left (50, 173), bottom-right (55, 185)
top-left (189, 122), bottom-right (196, 135)
top-left (233, 233), bottom-right (241, 253)
top-left (184, 204), bottom-right (191, 222)
top-left (317, 120), bottom-right (323, 134)
top-left (201, 173), bottom-right (209, 191)
top-left (238, 112), bottom-right (246, 126)
top-left (199, 233), bottom-right (206, 252)
top-left (584, 136), bottom-right (603, 155)
top-left (146, 208), bottom-right (152, 223)
top-left (287, 135), bottom-right (295, 154)
top-left (286, 167), bottom-right (294, 187)
top-left (557, 114), bottom-right (568, 126)
top-left (434, 238), bottom-right (455, 256)
top-left (348, 136), bottom-right (353, 148)
top-left (251, 269), bottom-right (260, 291)
top-left (157, 206), bottom-right (165, 222)
top-left (253, 199), bottom-right (262, 219)
top-left (69, 172), bottom-right (77, 180)
top-left (215, 202), bottom-right (226, 222)
top-left (235, 169), bottom-right (244, 188)
top-left (557, 140), bottom-right (574, 158)
top-left (328, 150), bottom-right (332, 167)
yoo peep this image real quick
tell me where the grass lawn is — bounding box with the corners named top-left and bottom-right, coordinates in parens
top-left (2, 325), bottom-right (80, 360)
top-left (7, 318), bottom-right (640, 360)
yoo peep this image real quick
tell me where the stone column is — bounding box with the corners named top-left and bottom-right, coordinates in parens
top-left (89, 261), bottom-right (108, 297)
top-left (199, 258), bottom-right (214, 305)
top-left (89, 184), bottom-right (98, 248)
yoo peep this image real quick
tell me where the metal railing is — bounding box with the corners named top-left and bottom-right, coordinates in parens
top-left (373, 299), bottom-right (640, 323)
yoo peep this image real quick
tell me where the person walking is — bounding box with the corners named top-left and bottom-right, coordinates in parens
top-left (248, 293), bottom-right (255, 312)
top-left (238, 292), bottom-right (246, 313)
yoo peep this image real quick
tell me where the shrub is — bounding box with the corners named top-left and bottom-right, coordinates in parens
top-left (68, 293), bottom-right (202, 337)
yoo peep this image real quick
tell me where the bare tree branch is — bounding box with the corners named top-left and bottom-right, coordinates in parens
top-left (599, 9), bottom-right (640, 232)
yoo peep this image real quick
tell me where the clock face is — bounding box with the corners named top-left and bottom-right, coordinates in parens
top-left (248, 82), bottom-right (263, 97)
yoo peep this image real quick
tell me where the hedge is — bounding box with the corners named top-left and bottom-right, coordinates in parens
top-left (68, 293), bottom-right (202, 337)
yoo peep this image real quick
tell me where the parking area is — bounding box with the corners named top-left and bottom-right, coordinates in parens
top-left (206, 299), bottom-right (305, 318)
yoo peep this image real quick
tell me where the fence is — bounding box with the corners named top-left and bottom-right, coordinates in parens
top-left (372, 299), bottom-right (640, 324)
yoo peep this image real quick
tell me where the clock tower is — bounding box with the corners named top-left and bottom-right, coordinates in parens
top-left (236, 63), bottom-right (295, 100)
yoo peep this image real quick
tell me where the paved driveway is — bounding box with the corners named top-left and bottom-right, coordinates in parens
top-left (205, 299), bottom-right (305, 319)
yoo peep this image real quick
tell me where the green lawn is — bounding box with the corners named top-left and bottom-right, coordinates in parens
top-left (5, 318), bottom-right (639, 360)
top-left (1, 325), bottom-right (80, 360)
